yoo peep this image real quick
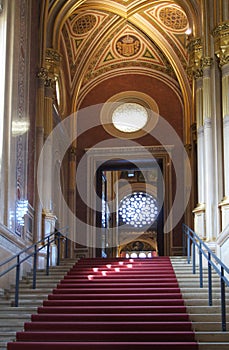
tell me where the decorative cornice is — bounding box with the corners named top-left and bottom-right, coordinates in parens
top-left (213, 21), bottom-right (229, 67)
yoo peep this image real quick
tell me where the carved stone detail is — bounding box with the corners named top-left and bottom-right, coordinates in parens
top-left (201, 56), bottom-right (213, 68)
top-left (45, 48), bottom-right (62, 83)
top-left (37, 67), bottom-right (48, 80)
top-left (187, 38), bottom-right (203, 78)
top-left (213, 21), bottom-right (229, 67)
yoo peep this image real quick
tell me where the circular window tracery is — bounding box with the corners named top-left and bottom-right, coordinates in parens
top-left (112, 102), bottom-right (148, 133)
top-left (100, 91), bottom-right (159, 139)
top-left (119, 192), bottom-right (158, 228)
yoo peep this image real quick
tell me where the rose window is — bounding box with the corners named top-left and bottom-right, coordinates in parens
top-left (119, 192), bottom-right (158, 228)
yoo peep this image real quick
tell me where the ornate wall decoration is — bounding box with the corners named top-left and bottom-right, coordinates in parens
top-left (116, 35), bottom-right (141, 57)
top-left (59, 2), bottom-right (188, 100)
top-left (61, 10), bottom-right (110, 82)
top-left (145, 3), bottom-right (189, 66)
top-left (15, 0), bottom-right (29, 236)
top-left (80, 24), bottom-right (173, 87)
top-left (72, 14), bottom-right (97, 35)
top-left (158, 6), bottom-right (188, 31)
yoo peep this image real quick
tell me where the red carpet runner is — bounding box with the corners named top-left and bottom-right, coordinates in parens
top-left (7, 257), bottom-right (198, 350)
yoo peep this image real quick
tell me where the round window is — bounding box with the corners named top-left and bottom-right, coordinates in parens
top-left (112, 102), bottom-right (148, 133)
top-left (119, 192), bottom-right (158, 228)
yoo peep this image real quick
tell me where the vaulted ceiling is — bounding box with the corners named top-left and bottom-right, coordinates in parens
top-left (46, 0), bottom-right (201, 135)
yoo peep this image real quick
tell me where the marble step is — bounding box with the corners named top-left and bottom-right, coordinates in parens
top-left (195, 332), bottom-right (229, 342)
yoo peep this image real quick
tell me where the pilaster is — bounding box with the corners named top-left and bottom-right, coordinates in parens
top-left (188, 38), bottom-right (206, 239)
top-left (213, 21), bottom-right (229, 231)
top-left (34, 68), bottom-right (47, 243)
top-left (41, 48), bottom-right (62, 237)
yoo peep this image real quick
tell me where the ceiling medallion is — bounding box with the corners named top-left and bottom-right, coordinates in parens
top-left (73, 14), bottom-right (97, 35)
top-left (158, 6), bottom-right (188, 31)
top-left (116, 35), bottom-right (141, 57)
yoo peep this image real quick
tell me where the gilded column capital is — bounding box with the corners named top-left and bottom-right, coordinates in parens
top-left (213, 21), bottom-right (229, 67)
top-left (37, 67), bottom-right (48, 80)
top-left (44, 48), bottom-right (62, 98)
top-left (44, 77), bottom-right (56, 90)
top-left (45, 48), bottom-right (62, 79)
top-left (187, 38), bottom-right (203, 79)
top-left (201, 57), bottom-right (213, 68)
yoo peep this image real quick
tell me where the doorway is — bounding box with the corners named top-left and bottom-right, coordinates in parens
top-left (86, 146), bottom-right (173, 257)
top-left (96, 158), bottom-right (164, 257)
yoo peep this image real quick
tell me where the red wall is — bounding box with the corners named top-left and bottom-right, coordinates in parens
top-left (78, 74), bottom-right (183, 148)
top-left (76, 73), bottom-right (184, 252)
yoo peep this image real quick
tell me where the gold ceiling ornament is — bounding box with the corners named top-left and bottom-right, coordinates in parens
top-left (155, 4), bottom-right (188, 33)
top-left (72, 14), bottom-right (97, 35)
top-left (213, 21), bottom-right (229, 68)
top-left (116, 34), bottom-right (141, 57)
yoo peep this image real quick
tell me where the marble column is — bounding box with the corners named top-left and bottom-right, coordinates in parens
top-left (202, 60), bottom-right (215, 241)
top-left (41, 48), bottom-right (62, 238)
top-left (68, 146), bottom-right (76, 258)
top-left (42, 77), bottom-right (57, 237)
top-left (188, 38), bottom-right (206, 239)
top-left (193, 76), bottom-right (206, 239)
top-left (213, 22), bottom-right (229, 231)
top-left (34, 68), bottom-right (46, 243)
top-left (219, 64), bottom-right (229, 230)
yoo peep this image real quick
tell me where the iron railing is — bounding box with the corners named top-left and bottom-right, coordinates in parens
top-left (0, 227), bottom-right (69, 307)
top-left (183, 224), bottom-right (229, 331)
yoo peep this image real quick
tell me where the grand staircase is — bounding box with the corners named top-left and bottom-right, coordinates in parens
top-left (0, 256), bottom-right (228, 349)
top-left (0, 259), bottom-right (77, 350)
top-left (171, 256), bottom-right (229, 349)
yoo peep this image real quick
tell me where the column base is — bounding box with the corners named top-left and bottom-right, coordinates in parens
top-left (219, 197), bottom-right (229, 230)
top-left (216, 201), bottom-right (229, 277)
top-left (42, 210), bottom-right (57, 236)
top-left (42, 210), bottom-right (58, 266)
top-left (193, 203), bottom-right (206, 239)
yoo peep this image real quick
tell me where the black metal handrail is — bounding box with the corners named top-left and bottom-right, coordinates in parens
top-left (0, 227), bottom-right (69, 307)
top-left (183, 223), bottom-right (229, 331)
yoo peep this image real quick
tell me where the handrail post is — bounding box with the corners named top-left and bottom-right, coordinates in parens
top-left (199, 243), bottom-right (203, 288)
top-left (32, 244), bottom-right (37, 289)
top-left (208, 252), bottom-right (212, 306)
top-left (65, 237), bottom-right (68, 259)
top-left (15, 255), bottom-right (20, 307)
top-left (187, 234), bottom-right (191, 264)
top-left (182, 225), bottom-right (186, 256)
top-left (46, 237), bottom-right (50, 276)
top-left (221, 266), bottom-right (226, 332)
top-left (192, 240), bottom-right (196, 274)
top-left (57, 232), bottom-right (60, 266)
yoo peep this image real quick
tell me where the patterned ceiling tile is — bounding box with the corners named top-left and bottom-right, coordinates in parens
top-left (144, 3), bottom-right (189, 63)
top-left (61, 10), bottom-right (111, 81)
top-left (59, 1), bottom-right (190, 92)
top-left (94, 24), bottom-right (167, 71)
